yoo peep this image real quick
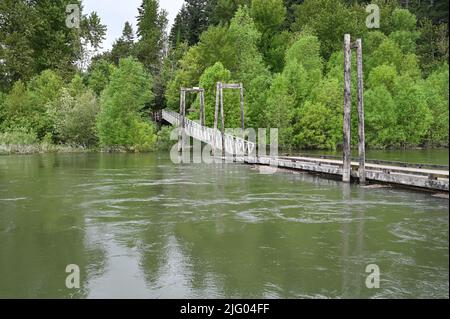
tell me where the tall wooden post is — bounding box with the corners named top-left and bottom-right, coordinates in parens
top-left (240, 83), bottom-right (245, 136)
top-left (356, 38), bottom-right (366, 184)
top-left (178, 89), bottom-right (186, 154)
top-left (213, 82), bottom-right (220, 157)
top-left (200, 90), bottom-right (205, 126)
top-left (219, 83), bottom-right (225, 158)
top-left (343, 34), bottom-right (352, 183)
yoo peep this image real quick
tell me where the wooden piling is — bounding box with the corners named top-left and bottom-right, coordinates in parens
top-left (343, 34), bottom-right (352, 183)
top-left (200, 90), bottom-right (205, 127)
top-left (240, 83), bottom-right (245, 137)
top-left (178, 89), bottom-right (186, 154)
top-left (356, 38), bottom-right (366, 184)
top-left (213, 82), bottom-right (220, 157)
top-left (219, 82), bottom-right (225, 158)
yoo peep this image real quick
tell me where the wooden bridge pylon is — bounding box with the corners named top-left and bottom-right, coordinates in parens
top-left (343, 34), bottom-right (366, 184)
top-left (213, 82), bottom-right (245, 157)
top-left (178, 87), bottom-right (205, 154)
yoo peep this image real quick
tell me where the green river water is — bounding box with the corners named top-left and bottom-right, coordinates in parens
top-left (0, 150), bottom-right (448, 298)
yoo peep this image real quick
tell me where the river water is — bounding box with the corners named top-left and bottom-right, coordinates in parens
top-left (0, 151), bottom-right (448, 298)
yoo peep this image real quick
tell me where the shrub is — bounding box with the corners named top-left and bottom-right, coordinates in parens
top-left (50, 89), bottom-right (100, 147)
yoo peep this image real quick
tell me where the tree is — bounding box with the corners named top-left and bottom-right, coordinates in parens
top-left (291, 0), bottom-right (366, 59)
top-left (250, 0), bottom-right (289, 72)
top-left (110, 22), bottom-right (136, 65)
top-left (210, 0), bottom-right (251, 25)
top-left (0, 0), bottom-right (36, 91)
top-left (227, 6), bottom-right (269, 85)
top-left (364, 85), bottom-right (398, 147)
top-left (198, 62), bottom-right (234, 127)
top-left (169, 5), bottom-right (190, 48)
top-left (392, 76), bottom-right (432, 146)
top-left (266, 74), bottom-right (294, 146)
top-left (135, 0), bottom-right (168, 73)
top-left (85, 59), bottom-right (116, 96)
top-left (0, 81), bottom-right (34, 133)
top-left (422, 64), bottom-right (449, 145)
top-left (417, 19), bottom-right (449, 76)
top-left (0, 0), bottom-right (106, 90)
top-left (387, 9), bottom-right (420, 54)
top-left (97, 58), bottom-right (156, 150)
top-left (293, 101), bottom-right (336, 149)
top-left (50, 89), bottom-right (100, 147)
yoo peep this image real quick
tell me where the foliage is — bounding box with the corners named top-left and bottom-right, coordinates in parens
top-left (0, 129), bottom-right (38, 146)
top-left (198, 62), bottom-right (233, 127)
top-left (50, 89), bottom-right (100, 147)
top-left (110, 22), bottom-right (136, 65)
top-left (0, 0), bottom-right (106, 90)
top-left (135, 0), bottom-right (168, 73)
top-left (86, 59), bottom-right (116, 96)
top-left (364, 86), bottom-right (398, 148)
top-left (97, 58), bottom-right (157, 151)
top-left (422, 64), bottom-right (449, 146)
top-left (155, 125), bottom-right (175, 151)
top-left (291, 0), bottom-right (366, 59)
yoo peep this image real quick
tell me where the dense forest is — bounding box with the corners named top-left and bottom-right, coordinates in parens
top-left (0, 0), bottom-right (448, 153)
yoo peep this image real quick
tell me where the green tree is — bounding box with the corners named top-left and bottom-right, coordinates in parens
top-left (283, 35), bottom-right (323, 104)
top-left (250, 0), bottom-right (288, 72)
top-left (364, 85), bottom-right (398, 147)
top-left (86, 59), bottom-right (116, 96)
top-left (417, 19), bottom-right (449, 76)
top-left (0, 0), bottom-right (36, 90)
top-left (227, 6), bottom-right (268, 84)
top-left (422, 64), bottom-right (449, 145)
top-left (0, 81), bottom-right (34, 133)
top-left (392, 76), bottom-right (432, 146)
top-left (293, 101), bottom-right (336, 149)
top-left (135, 0), bottom-right (168, 73)
top-left (97, 58), bottom-right (156, 150)
top-left (198, 62), bottom-right (233, 127)
top-left (265, 74), bottom-right (294, 146)
top-left (291, 0), bottom-right (365, 59)
top-left (50, 89), bottom-right (100, 147)
top-left (110, 22), bottom-right (136, 65)
top-left (210, 0), bottom-right (251, 25)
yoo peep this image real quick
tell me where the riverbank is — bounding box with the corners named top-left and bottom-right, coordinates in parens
top-left (0, 143), bottom-right (92, 156)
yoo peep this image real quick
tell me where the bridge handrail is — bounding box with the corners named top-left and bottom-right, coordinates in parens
top-left (162, 109), bottom-right (256, 155)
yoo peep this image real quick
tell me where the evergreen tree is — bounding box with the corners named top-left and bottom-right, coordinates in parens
top-left (111, 22), bottom-right (136, 65)
top-left (135, 0), bottom-right (168, 74)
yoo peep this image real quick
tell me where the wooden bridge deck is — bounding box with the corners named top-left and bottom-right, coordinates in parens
top-left (161, 109), bottom-right (449, 192)
top-left (243, 155), bottom-right (449, 192)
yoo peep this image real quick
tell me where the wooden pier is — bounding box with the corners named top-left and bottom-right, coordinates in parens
top-left (242, 155), bottom-right (449, 192)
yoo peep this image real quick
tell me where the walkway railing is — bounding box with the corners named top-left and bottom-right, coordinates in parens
top-left (162, 109), bottom-right (256, 156)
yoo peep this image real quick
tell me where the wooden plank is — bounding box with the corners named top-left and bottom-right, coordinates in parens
top-left (222, 83), bottom-right (241, 89)
top-left (280, 156), bottom-right (449, 177)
